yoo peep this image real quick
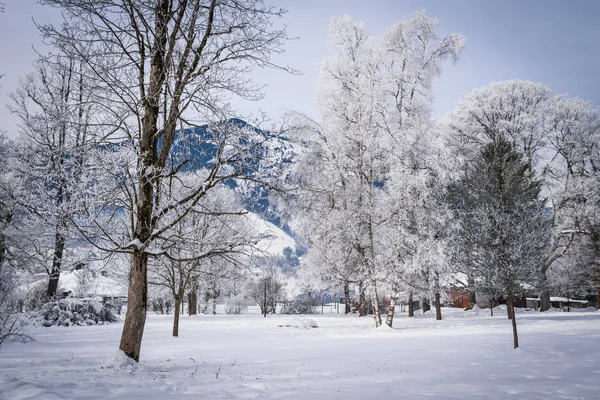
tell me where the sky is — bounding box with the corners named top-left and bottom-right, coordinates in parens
top-left (1, 0), bottom-right (600, 138)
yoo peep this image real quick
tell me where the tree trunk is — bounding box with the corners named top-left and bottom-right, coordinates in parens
top-left (358, 281), bottom-right (367, 317)
top-left (467, 277), bottom-right (476, 309)
top-left (344, 281), bottom-right (351, 314)
top-left (539, 290), bottom-right (550, 312)
top-left (47, 229), bottom-right (66, 298)
top-left (188, 287), bottom-right (198, 316)
top-left (385, 287), bottom-right (398, 327)
top-left (508, 290), bottom-right (519, 349)
top-left (594, 238), bottom-right (600, 310)
top-left (172, 295), bottom-right (181, 337)
top-left (262, 279), bottom-right (268, 317)
top-left (0, 212), bottom-right (11, 266)
top-left (212, 296), bottom-right (217, 315)
top-left (422, 299), bottom-right (430, 314)
top-left (507, 299), bottom-right (513, 320)
top-left (366, 276), bottom-right (382, 326)
top-left (118, 0), bottom-right (169, 362)
top-left (408, 292), bottom-right (414, 317)
top-left (490, 298), bottom-right (494, 317)
top-left (119, 251), bottom-right (149, 362)
top-left (435, 291), bottom-right (442, 321)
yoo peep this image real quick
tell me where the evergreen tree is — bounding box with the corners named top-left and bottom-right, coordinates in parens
top-left (450, 135), bottom-right (549, 348)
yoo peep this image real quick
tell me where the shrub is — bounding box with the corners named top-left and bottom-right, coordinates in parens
top-left (0, 264), bottom-right (33, 347)
top-left (224, 294), bottom-right (248, 315)
top-left (150, 295), bottom-right (174, 315)
top-left (280, 299), bottom-right (318, 315)
top-left (38, 299), bottom-right (118, 327)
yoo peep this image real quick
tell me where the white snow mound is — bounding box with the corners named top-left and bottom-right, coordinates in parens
top-left (100, 350), bottom-right (138, 371)
top-left (277, 317), bottom-right (318, 329)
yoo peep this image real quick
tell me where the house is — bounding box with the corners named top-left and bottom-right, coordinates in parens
top-left (550, 297), bottom-right (588, 310)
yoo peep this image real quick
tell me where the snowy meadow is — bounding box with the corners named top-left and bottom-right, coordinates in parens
top-left (2, 3), bottom-right (600, 400)
top-left (1, 308), bottom-right (600, 399)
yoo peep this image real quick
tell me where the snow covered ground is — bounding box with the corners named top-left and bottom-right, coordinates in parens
top-left (1, 307), bottom-right (599, 399)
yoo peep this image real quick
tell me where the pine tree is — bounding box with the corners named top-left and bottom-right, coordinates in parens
top-left (451, 135), bottom-right (548, 348)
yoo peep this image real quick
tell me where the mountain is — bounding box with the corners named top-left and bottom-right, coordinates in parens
top-left (166, 118), bottom-right (296, 233)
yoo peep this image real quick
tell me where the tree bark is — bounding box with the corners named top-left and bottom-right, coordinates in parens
top-left (368, 278), bottom-right (382, 327)
top-left (435, 291), bottom-right (442, 321)
top-left (508, 290), bottom-right (519, 349)
top-left (385, 287), bottom-right (398, 327)
top-left (0, 212), bottom-right (11, 266)
top-left (467, 277), bottom-right (476, 309)
top-left (539, 290), bottom-right (551, 312)
top-left (47, 229), bottom-right (66, 298)
top-left (408, 292), bottom-right (414, 317)
top-left (188, 280), bottom-right (198, 316)
top-left (119, 251), bottom-right (149, 361)
top-left (358, 281), bottom-right (367, 317)
top-left (422, 299), bottom-right (430, 314)
top-left (118, 0), bottom-right (169, 363)
top-left (594, 235), bottom-right (600, 310)
top-left (172, 294), bottom-right (181, 337)
top-left (344, 281), bottom-right (351, 314)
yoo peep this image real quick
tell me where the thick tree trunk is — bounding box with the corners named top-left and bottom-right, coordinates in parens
top-left (408, 292), bottom-right (414, 318)
top-left (594, 236), bottom-right (600, 310)
top-left (188, 283), bottom-right (198, 316)
top-left (422, 299), bottom-right (430, 314)
top-left (358, 281), bottom-right (367, 317)
top-left (172, 295), bottom-right (181, 337)
top-left (385, 287), bottom-right (398, 327)
top-left (539, 290), bottom-right (551, 312)
top-left (508, 290), bottom-right (519, 349)
top-left (119, 0), bottom-right (169, 362)
top-left (467, 277), bottom-right (476, 309)
top-left (344, 281), bottom-right (351, 314)
top-left (47, 229), bottom-right (66, 298)
top-left (435, 292), bottom-right (442, 321)
top-left (0, 212), bottom-right (11, 266)
top-left (507, 299), bottom-right (513, 320)
top-left (119, 251), bottom-right (149, 361)
top-left (367, 276), bottom-right (382, 327)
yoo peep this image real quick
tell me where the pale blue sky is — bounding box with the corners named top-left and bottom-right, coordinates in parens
top-left (1, 0), bottom-right (599, 136)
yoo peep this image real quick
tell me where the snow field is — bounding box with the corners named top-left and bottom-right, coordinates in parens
top-left (1, 308), bottom-right (599, 399)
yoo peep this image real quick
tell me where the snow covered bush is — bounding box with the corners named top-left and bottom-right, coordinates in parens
top-left (0, 264), bottom-right (33, 347)
top-left (277, 317), bottom-right (318, 329)
top-left (150, 295), bottom-right (174, 315)
top-left (38, 299), bottom-right (118, 327)
top-left (280, 299), bottom-right (318, 315)
top-left (224, 294), bottom-right (248, 315)
top-left (22, 281), bottom-right (50, 311)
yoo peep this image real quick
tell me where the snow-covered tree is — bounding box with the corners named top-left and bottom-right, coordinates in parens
top-left (450, 136), bottom-right (548, 348)
top-left (9, 51), bottom-right (104, 298)
top-left (544, 96), bottom-right (600, 309)
top-left (0, 133), bottom-right (13, 267)
top-left (290, 12), bottom-right (463, 327)
top-left (443, 80), bottom-right (600, 311)
top-left (446, 80), bottom-right (553, 173)
top-left (38, 0), bottom-right (293, 361)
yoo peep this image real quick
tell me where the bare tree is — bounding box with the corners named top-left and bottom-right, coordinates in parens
top-left (38, 0), bottom-right (292, 361)
top-left (148, 184), bottom-right (258, 336)
top-left (249, 264), bottom-right (285, 317)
